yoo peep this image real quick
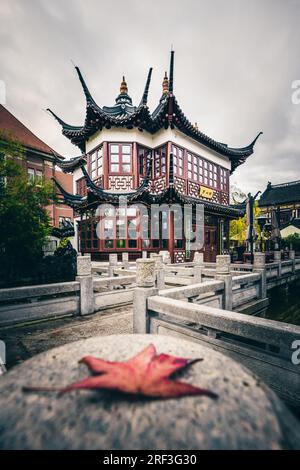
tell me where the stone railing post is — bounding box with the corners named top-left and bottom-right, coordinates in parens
top-left (122, 252), bottom-right (129, 269)
top-left (273, 251), bottom-right (282, 277)
top-left (289, 250), bottom-right (296, 274)
top-left (159, 250), bottom-right (171, 264)
top-left (214, 255), bottom-right (232, 310)
top-left (133, 259), bottom-right (158, 334)
top-left (76, 254), bottom-right (94, 316)
top-left (193, 252), bottom-right (204, 265)
top-left (253, 252), bottom-right (267, 299)
top-left (193, 265), bottom-right (203, 283)
top-left (152, 254), bottom-right (165, 289)
top-left (108, 253), bottom-right (118, 278)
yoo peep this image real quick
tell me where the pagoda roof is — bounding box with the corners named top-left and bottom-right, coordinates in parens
top-left (0, 104), bottom-right (57, 156)
top-left (53, 153), bottom-right (87, 173)
top-left (47, 52), bottom-right (262, 173)
top-left (281, 218), bottom-right (300, 231)
top-left (259, 180), bottom-right (300, 207)
top-left (54, 154), bottom-right (243, 219)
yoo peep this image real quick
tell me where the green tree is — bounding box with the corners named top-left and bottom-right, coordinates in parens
top-left (0, 132), bottom-right (57, 285)
top-left (230, 185), bottom-right (265, 245)
top-left (282, 233), bottom-right (300, 253)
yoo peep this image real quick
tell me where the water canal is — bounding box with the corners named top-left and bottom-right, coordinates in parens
top-left (265, 280), bottom-right (300, 326)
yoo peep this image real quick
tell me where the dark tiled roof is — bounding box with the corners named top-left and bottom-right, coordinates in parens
top-left (281, 218), bottom-right (300, 230)
top-left (0, 104), bottom-right (56, 156)
top-left (259, 181), bottom-right (300, 207)
top-left (47, 53), bottom-right (262, 172)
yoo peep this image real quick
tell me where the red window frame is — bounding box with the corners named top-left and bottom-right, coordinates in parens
top-left (153, 145), bottom-right (167, 178)
top-left (109, 143), bottom-right (132, 175)
top-left (89, 146), bottom-right (103, 181)
top-left (97, 207), bottom-right (140, 251)
top-left (220, 167), bottom-right (229, 192)
top-left (76, 177), bottom-right (87, 196)
top-left (172, 145), bottom-right (184, 177)
top-left (138, 145), bottom-right (152, 176)
top-left (187, 151), bottom-right (219, 189)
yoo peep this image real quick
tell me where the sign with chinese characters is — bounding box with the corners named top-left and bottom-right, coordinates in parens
top-left (199, 186), bottom-right (215, 199)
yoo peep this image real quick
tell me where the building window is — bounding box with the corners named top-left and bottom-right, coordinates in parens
top-left (220, 167), bottom-right (229, 192)
top-left (109, 143), bottom-right (132, 174)
top-left (97, 207), bottom-right (138, 250)
top-left (153, 145), bottom-right (166, 178)
top-left (187, 152), bottom-right (218, 189)
top-left (76, 177), bottom-right (87, 196)
top-left (27, 168), bottom-right (43, 183)
top-left (80, 218), bottom-right (99, 251)
top-left (36, 170), bottom-right (43, 183)
top-left (172, 145), bottom-right (184, 177)
top-left (89, 146), bottom-right (103, 180)
top-left (27, 168), bottom-right (35, 182)
top-left (138, 145), bottom-right (151, 176)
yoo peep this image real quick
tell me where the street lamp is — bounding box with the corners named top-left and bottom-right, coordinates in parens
top-left (256, 214), bottom-right (267, 251)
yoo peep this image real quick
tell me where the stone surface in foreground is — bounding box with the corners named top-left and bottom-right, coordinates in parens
top-left (0, 334), bottom-right (299, 450)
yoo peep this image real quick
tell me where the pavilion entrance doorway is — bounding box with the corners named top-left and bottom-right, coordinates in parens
top-left (203, 226), bottom-right (217, 262)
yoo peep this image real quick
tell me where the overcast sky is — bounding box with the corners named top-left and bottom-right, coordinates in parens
top-left (1, 0), bottom-right (300, 193)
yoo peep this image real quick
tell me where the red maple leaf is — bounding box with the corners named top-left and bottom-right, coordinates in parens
top-left (23, 344), bottom-right (217, 400)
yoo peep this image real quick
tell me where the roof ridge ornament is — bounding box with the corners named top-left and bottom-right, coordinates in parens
top-left (75, 66), bottom-right (97, 106)
top-left (169, 50), bottom-right (175, 93)
top-left (46, 108), bottom-right (80, 130)
top-left (115, 75), bottom-right (133, 105)
top-left (120, 76), bottom-right (128, 94)
top-left (162, 71), bottom-right (169, 95)
top-left (140, 67), bottom-right (153, 106)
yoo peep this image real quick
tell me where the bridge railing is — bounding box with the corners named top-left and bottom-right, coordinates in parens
top-left (232, 273), bottom-right (262, 310)
top-left (0, 281), bottom-right (80, 327)
top-left (133, 255), bottom-right (300, 407)
top-left (144, 295), bottom-right (300, 408)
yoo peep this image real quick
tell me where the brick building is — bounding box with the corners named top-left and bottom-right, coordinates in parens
top-left (0, 104), bottom-right (73, 235)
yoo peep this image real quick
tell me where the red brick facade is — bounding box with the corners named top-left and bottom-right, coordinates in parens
top-left (0, 105), bottom-right (73, 228)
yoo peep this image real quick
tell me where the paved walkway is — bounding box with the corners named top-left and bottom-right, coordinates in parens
top-left (0, 306), bottom-right (133, 369)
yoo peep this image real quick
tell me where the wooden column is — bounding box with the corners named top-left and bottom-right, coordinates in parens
top-left (103, 142), bottom-right (109, 189)
top-left (168, 210), bottom-right (175, 263)
top-left (132, 142), bottom-right (138, 188)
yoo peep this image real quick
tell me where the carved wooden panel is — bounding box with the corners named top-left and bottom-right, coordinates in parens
top-left (210, 190), bottom-right (220, 204)
top-left (93, 175), bottom-right (103, 188)
top-left (108, 175), bottom-right (133, 191)
top-left (220, 191), bottom-right (229, 205)
top-left (187, 181), bottom-right (200, 198)
top-left (174, 177), bottom-right (186, 194)
top-left (174, 250), bottom-right (186, 263)
top-left (151, 178), bottom-right (166, 194)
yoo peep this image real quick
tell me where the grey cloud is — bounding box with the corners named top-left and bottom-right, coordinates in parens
top-left (1, 0), bottom-right (300, 193)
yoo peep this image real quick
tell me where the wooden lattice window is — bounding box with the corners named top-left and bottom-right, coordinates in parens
top-left (172, 145), bottom-right (184, 177)
top-left (76, 177), bottom-right (87, 196)
top-left (138, 145), bottom-right (152, 176)
top-left (109, 144), bottom-right (132, 174)
top-left (220, 167), bottom-right (229, 192)
top-left (153, 145), bottom-right (166, 178)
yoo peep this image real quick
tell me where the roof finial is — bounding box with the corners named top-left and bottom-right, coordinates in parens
top-left (120, 76), bottom-right (128, 94)
top-left (194, 122), bottom-right (198, 131)
top-left (162, 71), bottom-right (169, 94)
top-left (140, 67), bottom-right (153, 105)
top-left (169, 50), bottom-right (174, 93)
top-left (74, 66), bottom-right (96, 104)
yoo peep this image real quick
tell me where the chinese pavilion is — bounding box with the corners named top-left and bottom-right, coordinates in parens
top-left (50, 51), bottom-right (262, 262)
top-left (259, 180), bottom-right (300, 238)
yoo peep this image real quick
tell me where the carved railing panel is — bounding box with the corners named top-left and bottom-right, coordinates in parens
top-left (108, 176), bottom-right (133, 191)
